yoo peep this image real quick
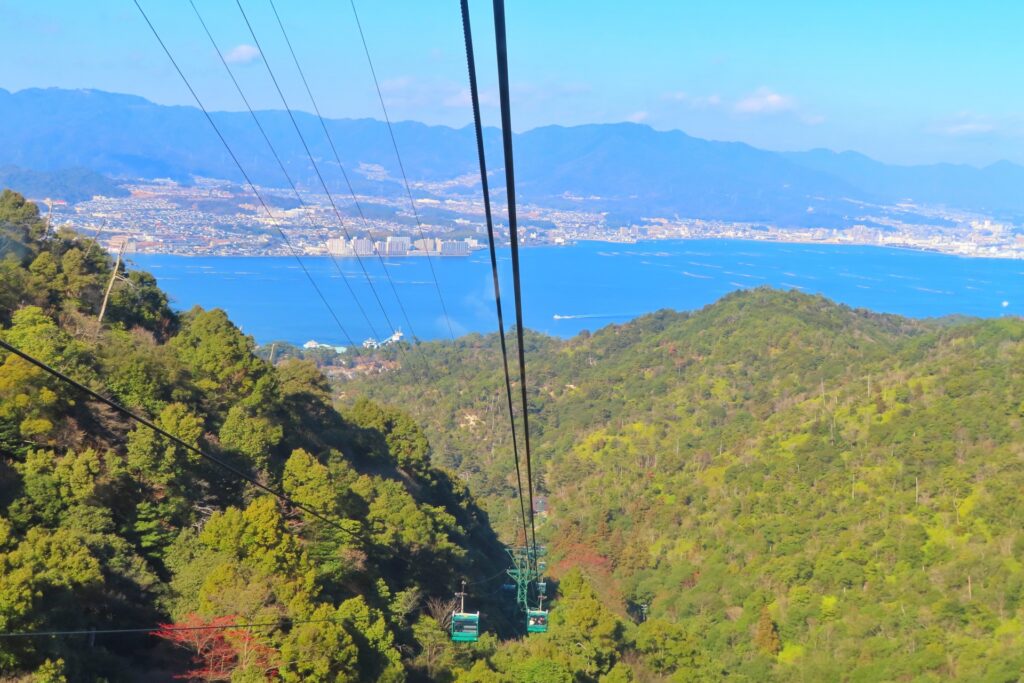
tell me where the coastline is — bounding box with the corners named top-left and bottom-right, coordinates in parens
top-left (120, 233), bottom-right (1024, 262)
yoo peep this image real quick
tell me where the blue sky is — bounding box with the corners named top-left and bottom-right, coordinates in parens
top-left (1, 0), bottom-right (1022, 166)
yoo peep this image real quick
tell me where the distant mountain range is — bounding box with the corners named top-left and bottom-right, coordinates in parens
top-left (2, 87), bottom-right (1023, 224)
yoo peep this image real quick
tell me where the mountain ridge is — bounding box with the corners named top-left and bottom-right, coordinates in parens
top-left (0, 164), bottom-right (127, 203)
top-left (4, 86), bottom-right (1024, 222)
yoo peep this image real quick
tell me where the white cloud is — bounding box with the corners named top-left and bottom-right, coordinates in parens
top-left (938, 121), bottom-right (996, 136)
top-left (661, 92), bottom-right (722, 109)
top-left (626, 111), bottom-right (649, 123)
top-left (380, 76), bottom-right (414, 93)
top-left (438, 81), bottom-right (592, 112)
top-left (443, 89), bottom-right (472, 108)
top-left (442, 87), bottom-right (499, 109)
top-left (926, 113), bottom-right (1012, 137)
top-left (224, 44), bottom-right (260, 65)
top-left (734, 87), bottom-right (795, 114)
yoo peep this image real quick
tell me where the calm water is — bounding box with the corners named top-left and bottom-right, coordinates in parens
top-left (129, 240), bottom-right (1023, 346)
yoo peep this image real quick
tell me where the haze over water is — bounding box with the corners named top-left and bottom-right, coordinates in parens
top-left (130, 239), bottom-right (1023, 346)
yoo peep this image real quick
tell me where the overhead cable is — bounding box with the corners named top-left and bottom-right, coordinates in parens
top-left (347, 0), bottom-right (457, 341)
top-left (459, 0), bottom-right (530, 550)
top-left (234, 0), bottom-right (428, 352)
top-left (0, 337), bottom-right (359, 539)
top-left (0, 617), bottom-right (342, 639)
top-left (263, 0), bottom-right (427, 355)
top-left (491, 0), bottom-right (539, 557)
top-left (189, 0), bottom-right (382, 343)
top-left (131, 0), bottom-right (357, 352)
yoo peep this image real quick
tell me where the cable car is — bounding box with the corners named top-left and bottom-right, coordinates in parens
top-left (537, 581), bottom-right (547, 595)
top-left (451, 580), bottom-right (480, 642)
top-left (451, 612), bottom-right (480, 642)
top-left (526, 610), bottom-right (548, 633)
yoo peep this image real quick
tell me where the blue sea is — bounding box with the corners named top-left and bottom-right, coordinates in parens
top-left (129, 240), bottom-right (1023, 346)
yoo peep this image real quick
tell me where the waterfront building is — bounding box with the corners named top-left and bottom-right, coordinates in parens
top-left (413, 237), bottom-right (440, 253)
top-left (351, 237), bottom-right (375, 256)
top-left (362, 329), bottom-right (404, 349)
top-left (386, 235), bottom-right (411, 256)
top-left (326, 237), bottom-right (349, 255)
top-left (441, 239), bottom-right (469, 256)
top-left (303, 340), bottom-right (346, 353)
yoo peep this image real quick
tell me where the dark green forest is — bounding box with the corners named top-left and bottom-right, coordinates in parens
top-left (0, 190), bottom-right (633, 682)
top-left (4, 187), bottom-right (1024, 681)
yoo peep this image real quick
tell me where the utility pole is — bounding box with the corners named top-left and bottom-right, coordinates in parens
top-left (43, 198), bottom-right (53, 239)
top-left (96, 240), bottom-right (127, 332)
top-left (268, 342), bottom-right (278, 365)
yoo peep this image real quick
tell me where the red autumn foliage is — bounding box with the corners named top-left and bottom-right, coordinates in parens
top-left (153, 613), bottom-right (279, 682)
top-left (552, 542), bottom-right (612, 574)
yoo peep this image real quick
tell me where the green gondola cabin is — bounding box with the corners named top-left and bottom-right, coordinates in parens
top-left (526, 610), bottom-right (548, 633)
top-left (451, 612), bottom-right (480, 642)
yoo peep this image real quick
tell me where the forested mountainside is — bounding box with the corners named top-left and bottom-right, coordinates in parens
top-left (0, 189), bottom-right (655, 683)
top-left (347, 283), bottom-right (1024, 680)
top-left (5, 184), bottom-right (1024, 682)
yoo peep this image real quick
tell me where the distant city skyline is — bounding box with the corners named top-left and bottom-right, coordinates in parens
top-left (2, 1), bottom-right (1024, 166)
